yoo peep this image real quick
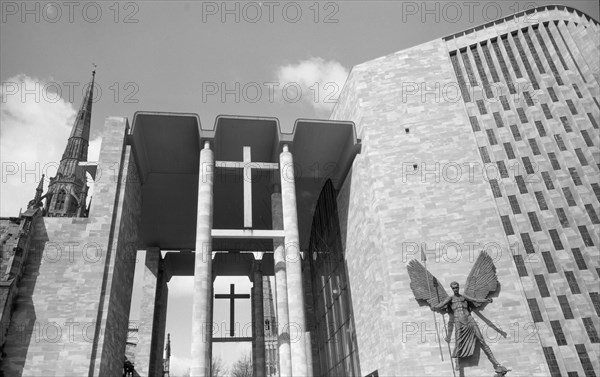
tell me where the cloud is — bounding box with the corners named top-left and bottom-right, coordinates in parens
top-left (169, 354), bottom-right (192, 376)
top-left (166, 343), bottom-right (252, 375)
top-left (168, 276), bottom-right (195, 298)
top-left (167, 266), bottom-right (254, 299)
top-left (1, 75), bottom-right (75, 216)
top-left (88, 136), bottom-right (102, 161)
top-left (275, 57), bottom-right (349, 115)
top-left (0, 75), bottom-right (103, 217)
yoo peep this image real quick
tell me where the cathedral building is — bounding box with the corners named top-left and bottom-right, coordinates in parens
top-left (330, 5), bottom-right (599, 376)
top-left (0, 4), bottom-right (598, 377)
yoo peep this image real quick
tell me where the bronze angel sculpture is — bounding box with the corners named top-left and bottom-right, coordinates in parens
top-left (407, 251), bottom-right (509, 376)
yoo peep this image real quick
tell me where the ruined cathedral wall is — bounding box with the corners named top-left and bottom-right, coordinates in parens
top-left (0, 117), bottom-right (141, 377)
top-left (331, 35), bottom-right (548, 377)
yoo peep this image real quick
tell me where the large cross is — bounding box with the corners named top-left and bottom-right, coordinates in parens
top-left (214, 284), bottom-right (250, 337)
top-left (215, 146), bottom-right (278, 228)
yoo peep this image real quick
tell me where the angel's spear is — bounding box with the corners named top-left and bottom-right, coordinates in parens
top-left (433, 277), bottom-right (457, 376)
top-left (421, 247), bottom-right (444, 362)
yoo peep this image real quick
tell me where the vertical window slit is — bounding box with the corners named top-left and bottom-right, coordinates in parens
top-left (527, 298), bottom-right (543, 322)
top-left (450, 52), bottom-right (471, 102)
top-left (557, 295), bottom-right (574, 319)
top-left (534, 26), bottom-right (564, 85)
top-left (501, 34), bottom-right (522, 78)
top-left (513, 31), bottom-right (539, 89)
top-left (523, 28), bottom-right (545, 73)
top-left (542, 251), bottom-right (557, 273)
top-left (542, 23), bottom-right (569, 70)
top-left (513, 255), bottom-right (528, 276)
top-left (535, 274), bottom-right (550, 296)
top-left (471, 45), bottom-right (493, 98)
top-left (572, 248), bottom-right (587, 270)
top-left (481, 42), bottom-right (500, 82)
top-left (542, 347), bottom-right (561, 377)
top-left (535, 121), bottom-right (547, 136)
top-left (460, 48), bottom-right (478, 87)
top-left (491, 38), bottom-right (516, 94)
top-left (555, 22), bottom-right (587, 83)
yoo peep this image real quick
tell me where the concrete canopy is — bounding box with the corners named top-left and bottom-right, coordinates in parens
top-left (130, 112), bottom-right (360, 252)
top-left (163, 252), bottom-right (275, 279)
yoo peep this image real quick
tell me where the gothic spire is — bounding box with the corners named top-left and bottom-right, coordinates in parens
top-left (68, 68), bottom-right (95, 149)
top-left (165, 333), bottom-right (171, 359)
top-left (46, 68), bottom-right (96, 217)
top-left (27, 174), bottom-right (45, 209)
top-left (57, 68), bottom-right (94, 173)
top-left (35, 174), bottom-right (44, 197)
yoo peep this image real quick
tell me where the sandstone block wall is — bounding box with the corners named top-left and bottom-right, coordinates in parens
top-left (0, 117), bottom-right (142, 377)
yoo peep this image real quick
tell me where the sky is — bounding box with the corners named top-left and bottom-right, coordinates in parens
top-left (1, 1), bottom-right (599, 375)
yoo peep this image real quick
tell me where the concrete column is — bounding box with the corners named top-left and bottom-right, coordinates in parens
top-left (252, 287), bottom-right (256, 375)
top-left (272, 190), bottom-right (292, 377)
top-left (136, 248), bottom-right (169, 377)
top-left (191, 141), bottom-right (214, 377)
top-left (304, 332), bottom-right (313, 377)
top-left (153, 273), bottom-right (169, 377)
top-left (279, 145), bottom-right (308, 377)
top-left (208, 284), bottom-right (214, 375)
top-left (253, 268), bottom-right (266, 377)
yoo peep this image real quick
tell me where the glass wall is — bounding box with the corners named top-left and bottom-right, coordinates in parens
top-left (308, 180), bottom-right (360, 376)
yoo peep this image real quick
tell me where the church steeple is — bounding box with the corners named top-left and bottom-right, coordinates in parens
top-left (27, 174), bottom-right (45, 210)
top-left (163, 334), bottom-right (171, 377)
top-left (61, 68), bottom-right (94, 169)
top-left (46, 69), bottom-right (95, 217)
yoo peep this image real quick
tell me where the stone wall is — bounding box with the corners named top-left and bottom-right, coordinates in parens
top-left (0, 213), bottom-right (39, 355)
top-left (444, 7), bottom-right (599, 377)
top-left (0, 117), bottom-right (142, 377)
top-left (330, 18), bottom-right (564, 377)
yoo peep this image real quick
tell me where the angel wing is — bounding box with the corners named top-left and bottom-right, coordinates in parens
top-left (407, 259), bottom-right (449, 308)
top-left (463, 251), bottom-right (498, 308)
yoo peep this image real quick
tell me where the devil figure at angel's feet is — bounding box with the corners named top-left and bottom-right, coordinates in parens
top-left (493, 365), bottom-right (510, 377)
top-left (454, 357), bottom-right (509, 376)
